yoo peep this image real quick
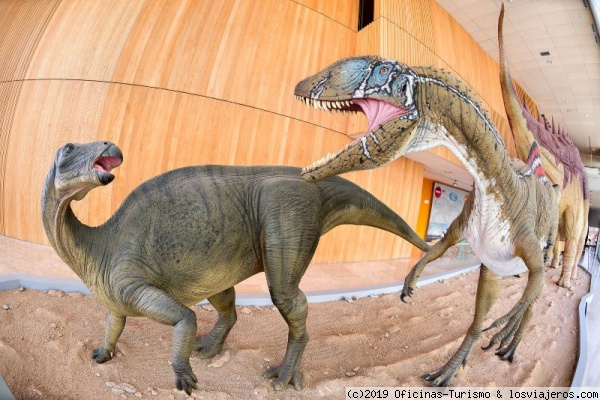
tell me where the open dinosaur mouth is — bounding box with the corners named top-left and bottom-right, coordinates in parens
top-left (295, 96), bottom-right (415, 175)
top-left (295, 96), bottom-right (411, 136)
top-left (93, 156), bottom-right (122, 174)
top-left (93, 146), bottom-right (123, 185)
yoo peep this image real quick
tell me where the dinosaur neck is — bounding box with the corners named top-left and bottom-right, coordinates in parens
top-left (411, 67), bottom-right (517, 198)
top-left (41, 167), bottom-right (100, 283)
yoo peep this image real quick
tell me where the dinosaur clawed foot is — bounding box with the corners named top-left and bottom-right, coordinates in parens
top-left (173, 360), bottom-right (198, 395)
top-left (495, 346), bottom-right (516, 363)
top-left (421, 339), bottom-right (475, 387)
top-left (195, 335), bottom-right (224, 359)
top-left (422, 370), bottom-right (453, 387)
top-left (481, 303), bottom-right (526, 362)
top-left (264, 364), bottom-right (304, 391)
top-left (91, 347), bottom-right (114, 363)
top-left (556, 277), bottom-right (572, 290)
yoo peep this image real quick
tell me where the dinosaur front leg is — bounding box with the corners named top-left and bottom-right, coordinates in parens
top-left (128, 284), bottom-right (199, 395)
top-left (402, 196), bottom-right (471, 301)
top-left (196, 287), bottom-right (237, 358)
top-left (423, 265), bottom-right (499, 386)
top-left (92, 312), bottom-right (126, 363)
top-left (482, 235), bottom-right (545, 361)
top-left (402, 233), bottom-right (462, 302)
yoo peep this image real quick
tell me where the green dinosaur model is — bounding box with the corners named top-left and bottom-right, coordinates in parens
top-left (295, 56), bottom-right (558, 386)
top-left (497, 4), bottom-right (589, 289)
top-left (41, 141), bottom-right (429, 393)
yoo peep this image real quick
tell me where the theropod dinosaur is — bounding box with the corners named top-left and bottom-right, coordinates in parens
top-left (41, 141), bottom-right (429, 393)
top-left (295, 56), bottom-right (558, 385)
top-left (498, 4), bottom-right (589, 289)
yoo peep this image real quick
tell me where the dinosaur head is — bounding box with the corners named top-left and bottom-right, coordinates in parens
top-left (295, 56), bottom-right (421, 181)
top-left (51, 141), bottom-right (123, 200)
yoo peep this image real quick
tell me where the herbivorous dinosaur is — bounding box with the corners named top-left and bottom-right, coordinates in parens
top-left (498, 4), bottom-right (589, 289)
top-left (41, 141), bottom-right (429, 393)
top-left (295, 56), bottom-right (558, 385)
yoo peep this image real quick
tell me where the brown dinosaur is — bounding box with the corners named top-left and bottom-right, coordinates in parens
top-left (41, 141), bottom-right (429, 393)
top-left (295, 55), bottom-right (558, 385)
top-left (497, 4), bottom-right (589, 289)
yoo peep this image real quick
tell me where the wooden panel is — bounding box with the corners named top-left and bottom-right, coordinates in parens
top-left (111, 0), bottom-right (357, 134)
top-left (295, 0), bottom-right (359, 30)
top-left (378, 0), bottom-right (435, 51)
top-left (4, 78), bottom-right (424, 262)
top-left (0, 0), bottom-right (60, 81)
top-left (0, 0), bottom-right (549, 264)
top-left (0, 0), bottom-right (61, 234)
top-left (0, 82), bottom-right (22, 235)
top-left (26, 0), bottom-right (144, 81)
top-left (4, 81), bottom-right (109, 242)
top-left (430, 3), bottom-right (505, 113)
top-left (95, 84), bottom-right (425, 262)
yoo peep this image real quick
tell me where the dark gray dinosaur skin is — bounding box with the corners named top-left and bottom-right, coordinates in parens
top-left (41, 141), bottom-right (429, 394)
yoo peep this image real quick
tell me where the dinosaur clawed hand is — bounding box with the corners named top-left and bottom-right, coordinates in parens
top-left (173, 360), bottom-right (198, 395)
top-left (91, 347), bottom-right (114, 363)
top-left (264, 364), bottom-right (304, 391)
top-left (400, 286), bottom-right (414, 303)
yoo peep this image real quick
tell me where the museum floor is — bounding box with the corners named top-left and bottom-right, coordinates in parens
top-left (1, 234), bottom-right (597, 388)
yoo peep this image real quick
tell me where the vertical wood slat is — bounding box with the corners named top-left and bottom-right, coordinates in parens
top-left (0, 0), bottom-right (61, 235)
top-left (293, 0), bottom-right (360, 30)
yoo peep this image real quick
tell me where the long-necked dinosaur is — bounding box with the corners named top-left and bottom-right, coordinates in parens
top-left (41, 141), bottom-right (429, 393)
top-left (295, 55), bottom-right (558, 385)
top-left (498, 4), bottom-right (589, 289)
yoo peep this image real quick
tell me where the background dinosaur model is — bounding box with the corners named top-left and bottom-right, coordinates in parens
top-left (295, 56), bottom-right (558, 386)
top-left (497, 5), bottom-right (589, 289)
top-left (41, 141), bottom-right (429, 394)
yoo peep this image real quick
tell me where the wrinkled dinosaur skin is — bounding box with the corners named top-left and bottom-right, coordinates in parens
top-left (41, 141), bottom-right (429, 394)
top-left (295, 55), bottom-right (558, 386)
top-left (497, 4), bottom-right (589, 289)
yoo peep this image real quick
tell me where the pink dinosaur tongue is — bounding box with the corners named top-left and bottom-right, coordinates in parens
top-left (93, 156), bottom-right (122, 173)
top-left (352, 98), bottom-right (408, 132)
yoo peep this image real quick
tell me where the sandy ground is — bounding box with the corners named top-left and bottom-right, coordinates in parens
top-left (0, 266), bottom-right (590, 400)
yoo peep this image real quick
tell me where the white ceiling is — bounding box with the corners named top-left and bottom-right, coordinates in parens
top-left (434, 0), bottom-right (600, 209)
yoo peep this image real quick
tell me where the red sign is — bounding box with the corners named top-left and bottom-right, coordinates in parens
top-left (434, 186), bottom-right (442, 198)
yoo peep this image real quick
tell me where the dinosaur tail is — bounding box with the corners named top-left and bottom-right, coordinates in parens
top-left (320, 178), bottom-right (430, 252)
top-left (498, 3), bottom-right (535, 161)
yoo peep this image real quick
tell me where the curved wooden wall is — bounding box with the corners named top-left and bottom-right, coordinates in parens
top-left (0, 0), bottom-right (542, 264)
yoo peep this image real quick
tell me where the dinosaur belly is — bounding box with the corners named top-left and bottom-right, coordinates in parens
top-left (465, 197), bottom-right (528, 276)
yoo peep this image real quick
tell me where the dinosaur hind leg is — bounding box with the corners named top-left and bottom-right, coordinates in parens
top-left (195, 287), bottom-right (237, 358)
top-left (262, 221), bottom-right (319, 391)
top-left (423, 265), bottom-right (499, 386)
top-left (483, 234), bottom-right (545, 361)
top-left (557, 238), bottom-right (578, 289)
top-left (265, 289), bottom-right (310, 391)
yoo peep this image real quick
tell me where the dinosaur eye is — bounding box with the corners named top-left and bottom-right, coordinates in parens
top-left (63, 144), bottom-right (74, 154)
top-left (380, 66), bottom-right (389, 74)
